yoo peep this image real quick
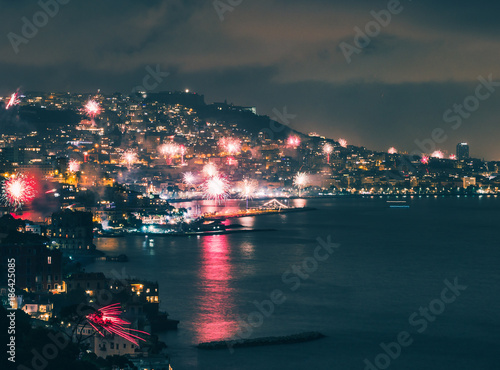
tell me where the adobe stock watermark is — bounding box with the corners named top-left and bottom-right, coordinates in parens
top-left (213, 0), bottom-right (243, 22)
top-left (7, 0), bottom-right (71, 54)
top-left (414, 74), bottom-right (500, 155)
top-left (258, 106), bottom-right (297, 143)
top-left (18, 268), bottom-right (129, 370)
top-left (363, 277), bottom-right (467, 370)
top-left (130, 65), bottom-right (170, 102)
top-left (225, 236), bottom-right (340, 353)
top-left (386, 73), bottom-right (499, 180)
top-left (339, 0), bottom-right (404, 64)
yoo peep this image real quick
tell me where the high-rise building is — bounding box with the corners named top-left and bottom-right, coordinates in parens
top-left (456, 143), bottom-right (470, 160)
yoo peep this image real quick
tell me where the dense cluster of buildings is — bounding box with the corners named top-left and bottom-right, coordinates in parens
top-left (1, 91), bottom-right (498, 207)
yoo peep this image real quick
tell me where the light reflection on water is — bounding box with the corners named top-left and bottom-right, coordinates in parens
top-left (193, 235), bottom-right (239, 343)
top-left (87, 197), bottom-right (500, 369)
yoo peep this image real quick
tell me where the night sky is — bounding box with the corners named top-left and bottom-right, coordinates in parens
top-left (2, 0), bottom-right (500, 159)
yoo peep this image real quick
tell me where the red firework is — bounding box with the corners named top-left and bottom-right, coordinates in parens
top-left (86, 303), bottom-right (150, 345)
top-left (1, 173), bottom-right (37, 210)
top-left (287, 135), bottom-right (301, 148)
top-left (84, 100), bottom-right (101, 118)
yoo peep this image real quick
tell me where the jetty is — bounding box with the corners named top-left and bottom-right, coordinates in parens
top-left (197, 331), bottom-right (325, 350)
top-left (203, 199), bottom-right (316, 220)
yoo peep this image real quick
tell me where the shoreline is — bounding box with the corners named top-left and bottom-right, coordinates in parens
top-left (164, 193), bottom-right (498, 203)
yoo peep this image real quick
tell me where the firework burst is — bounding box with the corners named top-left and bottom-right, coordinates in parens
top-left (86, 303), bottom-right (150, 345)
top-left (323, 143), bottom-right (333, 163)
top-left (449, 154), bottom-right (457, 160)
top-left (241, 179), bottom-right (257, 208)
top-left (294, 172), bottom-right (309, 196)
top-left (179, 145), bottom-right (186, 164)
top-left (420, 155), bottom-right (429, 164)
top-left (159, 143), bottom-right (179, 165)
top-left (68, 159), bottom-right (80, 173)
top-left (203, 175), bottom-right (229, 203)
top-left (84, 100), bottom-right (101, 118)
top-left (219, 137), bottom-right (241, 155)
top-left (121, 150), bottom-right (138, 169)
top-left (203, 163), bottom-right (218, 178)
top-left (431, 150), bottom-right (444, 159)
top-left (1, 173), bottom-right (37, 210)
top-left (388, 147), bottom-right (398, 154)
top-left (338, 138), bottom-right (348, 148)
top-left (183, 172), bottom-right (196, 186)
top-left (287, 135), bottom-right (301, 148)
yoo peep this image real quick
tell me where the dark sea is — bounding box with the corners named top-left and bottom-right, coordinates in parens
top-left (86, 197), bottom-right (500, 370)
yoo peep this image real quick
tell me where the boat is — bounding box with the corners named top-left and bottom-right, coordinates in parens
top-left (105, 254), bottom-right (128, 262)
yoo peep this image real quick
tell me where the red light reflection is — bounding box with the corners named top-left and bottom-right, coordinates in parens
top-left (194, 235), bottom-right (239, 343)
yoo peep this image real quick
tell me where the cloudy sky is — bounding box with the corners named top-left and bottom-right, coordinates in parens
top-left (1, 0), bottom-right (500, 159)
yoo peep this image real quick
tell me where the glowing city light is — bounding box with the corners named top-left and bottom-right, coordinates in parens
top-left (86, 303), bottom-right (150, 345)
top-left (1, 173), bottom-right (37, 210)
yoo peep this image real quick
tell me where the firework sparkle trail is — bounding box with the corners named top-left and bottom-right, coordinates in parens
top-left (323, 143), bottom-right (333, 163)
top-left (86, 303), bottom-right (150, 345)
top-left (6, 92), bottom-right (19, 109)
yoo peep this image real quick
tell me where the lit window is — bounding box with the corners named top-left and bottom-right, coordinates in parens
top-left (47, 257), bottom-right (52, 264)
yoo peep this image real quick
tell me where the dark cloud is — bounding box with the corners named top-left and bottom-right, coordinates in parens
top-left (1, 0), bottom-right (500, 158)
